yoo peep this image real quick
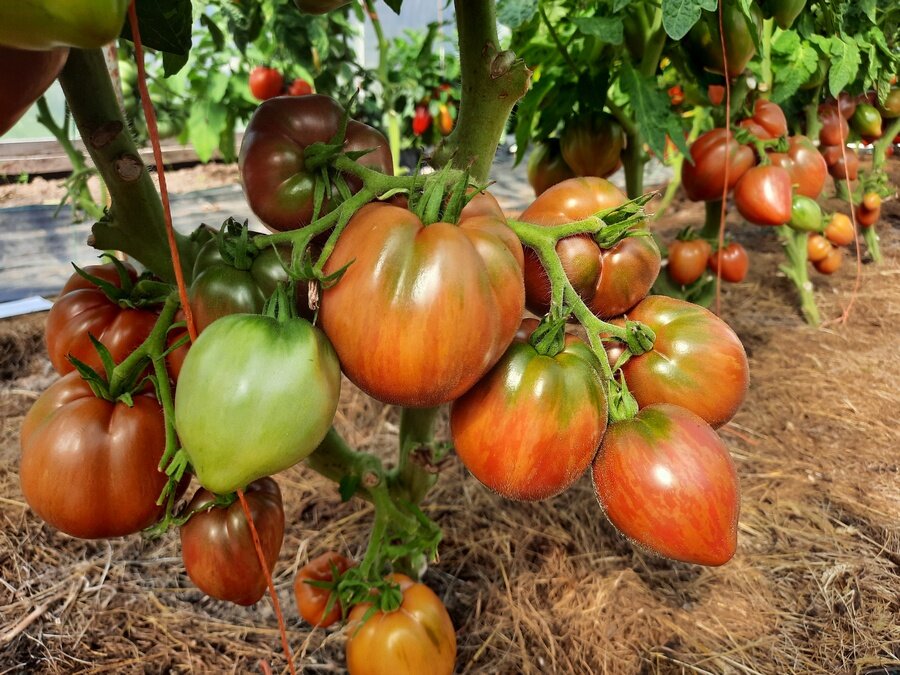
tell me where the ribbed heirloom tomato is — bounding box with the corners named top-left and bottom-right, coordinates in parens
top-left (294, 552), bottom-right (353, 627)
top-left (450, 319), bottom-right (607, 501)
top-left (767, 135), bottom-right (827, 199)
top-left (560, 114), bottom-right (625, 178)
top-left (180, 478), bottom-right (285, 606)
top-left (527, 139), bottom-right (576, 196)
top-left (739, 99), bottom-right (787, 140)
top-left (614, 296), bottom-right (749, 428)
top-left (239, 95), bottom-right (393, 231)
top-left (45, 261), bottom-right (160, 375)
top-left (682, 129), bottom-right (756, 202)
top-left (521, 177), bottom-right (661, 318)
top-left (824, 213), bottom-right (854, 246)
top-left (20, 372), bottom-right (170, 539)
top-left (592, 404), bottom-right (740, 566)
top-left (345, 574), bottom-right (456, 675)
top-left (319, 191), bottom-right (525, 407)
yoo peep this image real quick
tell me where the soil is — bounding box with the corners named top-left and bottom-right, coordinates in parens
top-left (1, 160), bottom-right (899, 674)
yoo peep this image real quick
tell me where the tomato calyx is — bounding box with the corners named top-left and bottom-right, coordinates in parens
top-left (606, 372), bottom-right (640, 423)
top-left (526, 312), bottom-right (569, 357)
top-left (731, 125), bottom-right (787, 161)
top-left (72, 254), bottom-right (170, 309)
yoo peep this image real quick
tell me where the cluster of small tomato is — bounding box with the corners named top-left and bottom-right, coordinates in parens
top-left (249, 65), bottom-right (314, 101)
top-left (526, 114), bottom-right (625, 195)
top-left (412, 82), bottom-right (458, 140)
top-left (666, 236), bottom-right (749, 286)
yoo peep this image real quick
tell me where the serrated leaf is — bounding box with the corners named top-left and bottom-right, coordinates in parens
top-left (188, 101), bottom-right (228, 163)
top-left (662, 0), bottom-right (716, 40)
top-left (200, 15), bottom-right (226, 52)
top-left (828, 36), bottom-right (861, 97)
top-left (773, 41), bottom-right (819, 103)
top-left (121, 0), bottom-right (192, 56)
top-left (772, 30), bottom-right (800, 56)
top-left (574, 17), bottom-right (624, 44)
top-left (497, 0), bottom-right (539, 29)
top-left (613, 0), bottom-right (632, 12)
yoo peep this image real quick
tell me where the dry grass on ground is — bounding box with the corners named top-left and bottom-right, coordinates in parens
top-left (1, 173), bottom-right (899, 674)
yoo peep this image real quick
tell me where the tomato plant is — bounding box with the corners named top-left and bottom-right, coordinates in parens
top-left (180, 478), bottom-right (285, 606)
top-left (592, 404), bottom-right (740, 566)
top-left (739, 99), bottom-right (788, 140)
top-left (788, 194), bottom-right (824, 233)
top-left (345, 574), bottom-right (456, 675)
top-left (20, 372), bottom-right (170, 539)
top-left (767, 136), bottom-right (827, 199)
top-left (294, 552), bottom-right (354, 627)
top-left (685, 0), bottom-right (761, 78)
top-left (806, 234), bottom-right (832, 263)
top-left (813, 247), bottom-right (843, 274)
top-left (450, 319), bottom-right (607, 501)
top-left (288, 77), bottom-right (313, 96)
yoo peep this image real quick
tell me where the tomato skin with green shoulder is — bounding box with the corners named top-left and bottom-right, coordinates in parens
top-left (319, 192), bottom-right (525, 408)
top-left (19, 371), bottom-right (171, 539)
top-left (0, 1), bottom-right (128, 50)
top-left (878, 89), bottom-right (900, 119)
top-left (345, 574), bottom-right (457, 675)
top-left (180, 477), bottom-right (285, 606)
top-left (0, 45), bottom-right (69, 136)
top-left (592, 403), bottom-right (740, 566)
top-left (450, 319), bottom-right (608, 502)
top-left (686, 0), bottom-right (762, 78)
top-left (788, 194), bottom-right (824, 233)
top-left (521, 177), bottom-right (661, 319)
top-left (850, 104), bottom-right (883, 140)
top-left (614, 295), bottom-right (749, 428)
top-left (239, 95), bottom-right (393, 232)
top-left (734, 165), bottom-right (793, 226)
top-left (174, 313), bottom-right (341, 494)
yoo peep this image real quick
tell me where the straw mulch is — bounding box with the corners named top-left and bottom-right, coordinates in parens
top-left (1, 175), bottom-right (899, 674)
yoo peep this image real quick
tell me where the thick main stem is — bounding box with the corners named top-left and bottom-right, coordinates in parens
top-left (777, 225), bottom-right (820, 326)
top-left (432, 0), bottom-right (531, 182)
top-left (58, 49), bottom-right (194, 284)
top-left (700, 200), bottom-right (724, 240)
top-left (862, 226), bottom-right (882, 264)
top-left (622, 132), bottom-right (645, 198)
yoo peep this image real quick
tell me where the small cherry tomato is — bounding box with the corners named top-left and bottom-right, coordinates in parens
top-left (249, 66), bottom-right (283, 101)
top-left (708, 242), bottom-right (749, 283)
top-left (288, 77), bottom-right (313, 96)
top-left (667, 238), bottom-right (712, 286)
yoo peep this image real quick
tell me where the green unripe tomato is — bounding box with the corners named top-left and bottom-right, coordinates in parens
top-left (877, 89), bottom-right (900, 120)
top-left (174, 313), bottom-right (341, 494)
top-left (788, 194), bottom-right (824, 233)
top-left (850, 104), bottom-right (883, 140)
top-left (0, 1), bottom-right (130, 50)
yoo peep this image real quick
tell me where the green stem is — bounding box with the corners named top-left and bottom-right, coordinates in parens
top-left (862, 225), bottom-right (882, 264)
top-left (759, 18), bottom-right (774, 97)
top-left (873, 117), bottom-right (900, 171)
top-left (699, 200), bottom-right (724, 241)
top-left (35, 96), bottom-right (105, 221)
top-left (805, 84), bottom-right (824, 140)
top-left (364, 0), bottom-right (401, 175)
top-left (58, 49), bottom-right (194, 284)
top-left (540, 4), bottom-right (577, 71)
top-left (433, 0), bottom-right (531, 182)
top-left (391, 407), bottom-right (441, 506)
top-left (639, 10), bottom-right (666, 78)
top-left (777, 225), bottom-right (820, 326)
top-left (655, 111), bottom-right (705, 221)
top-left (606, 100), bottom-right (639, 140)
top-left (622, 131), bottom-right (645, 199)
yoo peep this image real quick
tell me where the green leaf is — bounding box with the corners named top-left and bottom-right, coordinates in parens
top-left (662, 0), bottom-right (716, 40)
top-left (613, 0), bottom-right (632, 12)
top-left (773, 41), bottom-right (819, 104)
top-left (383, 0), bottom-right (403, 13)
top-left (162, 51), bottom-right (189, 77)
top-left (859, 0), bottom-right (877, 23)
top-left (828, 36), bottom-right (861, 97)
top-left (618, 63), bottom-right (675, 162)
top-left (187, 101), bottom-right (228, 163)
top-left (200, 15), bottom-right (226, 53)
top-left (513, 76), bottom-right (555, 165)
top-left (772, 30), bottom-right (800, 56)
top-left (574, 17), bottom-right (624, 45)
top-left (121, 0), bottom-right (192, 56)
top-left (497, 0), bottom-right (539, 29)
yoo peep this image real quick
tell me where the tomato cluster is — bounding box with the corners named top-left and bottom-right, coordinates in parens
top-left (248, 65), bottom-right (314, 102)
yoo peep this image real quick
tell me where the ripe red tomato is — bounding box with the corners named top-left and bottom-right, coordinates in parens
top-left (249, 66), bottom-right (283, 101)
top-left (767, 135), bottom-right (827, 199)
top-left (521, 177), bottom-right (661, 318)
top-left (287, 77), bottom-right (313, 96)
top-left (239, 95), bottom-right (393, 232)
top-left (813, 247), bottom-right (843, 274)
top-left (320, 192), bottom-right (525, 407)
top-left (734, 165), bottom-right (793, 226)
top-left (527, 139), bottom-right (576, 196)
top-left (855, 201), bottom-right (880, 228)
top-left (824, 213), bottom-right (854, 246)
top-left (345, 574), bottom-right (456, 675)
top-left (560, 114), bottom-right (625, 178)
top-left (825, 147), bottom-right (859, 181)
top-left (45, 262), bottom-right (159, 375)
top-left (708, 84), bottom-right (725, 106)
top-left (294, 552), bottom-right (353, 627)
top-left (19, 372), bottom-right (170, 538)
top-left (682, 129), bottom-right (756, 202)
top-left (806, 234), bottom-right (831, 262)
top-left (668, 85), bottom-right (685, 106)
top-left (667, 238), bottom-right (712, 286)
top-left (739, 99), bottom-right (787, 139)
top-left (708, 242), bottom-right (749, 283)
top-left (450, 319), bottom-right (607, 501)
top-left (180, 478), bottom-right (285, 606)
top-left (1, 45), bottom-right (69, 136)
top-left (412, 103), bottom-right (431, 136)
top-left (592, 403), bottom-right (740, 566)
top-left (616, 295), bottom-right (749, 428)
